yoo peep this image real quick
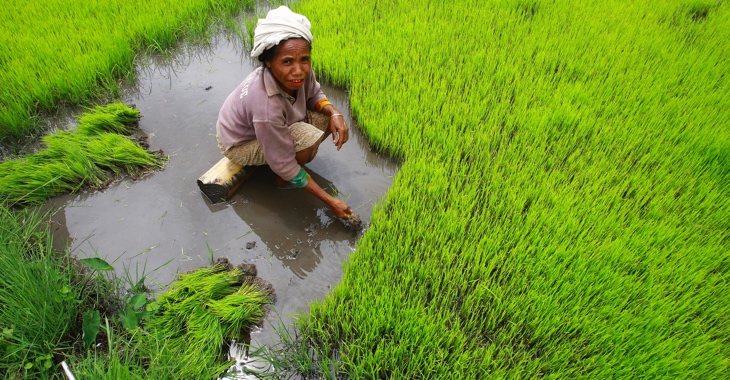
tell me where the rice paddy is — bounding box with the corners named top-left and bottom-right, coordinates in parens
top-left (277, 0), bottom-right (730, 377)
top-left (0, 0), bottom-right (252, 143)
top-left (1, 0), bottom-right (728, 378)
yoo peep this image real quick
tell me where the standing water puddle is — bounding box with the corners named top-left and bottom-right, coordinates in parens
top-left (44, 34), bottom-right (399, 349)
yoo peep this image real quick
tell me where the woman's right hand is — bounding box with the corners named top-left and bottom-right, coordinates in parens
top-left (300, 174), bottom-right (354, 220)
top-left (329, 199), bottom-right (354, 219)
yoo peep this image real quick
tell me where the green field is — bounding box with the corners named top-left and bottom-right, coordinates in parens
top-left (0, 0), bottom-right (250, 144)
top-left (1, 0), bottom-right (728, 378)
top-left (0, 1), bottom-right (261, 378)
top-left (285, 0), bottom-right (730, 377)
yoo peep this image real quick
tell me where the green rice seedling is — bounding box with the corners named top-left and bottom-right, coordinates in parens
top-left (0, 0), bottom-right (255, 143)
top-left (76, 113), bottom-right (132, 137)
top-left (84, 133), bottom-right (165, 175)
top-left (0, 103), bottom-right (164, 205)
top-left (141, 262), bottom-right (274, 379)
top-left (74, 102), bottom-right (142, 136)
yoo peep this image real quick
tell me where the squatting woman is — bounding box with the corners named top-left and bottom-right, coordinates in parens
top-left (216, 6), bottom-right (353, 219)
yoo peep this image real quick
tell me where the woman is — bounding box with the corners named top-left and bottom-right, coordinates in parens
top-left (216, 6), bottom-right (353, 219)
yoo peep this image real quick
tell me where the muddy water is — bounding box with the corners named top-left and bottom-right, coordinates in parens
top-left (45, 34), bottom-right (399, 347)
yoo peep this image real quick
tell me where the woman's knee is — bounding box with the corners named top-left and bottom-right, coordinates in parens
top-left (296, 145), bottom-right (317, 165)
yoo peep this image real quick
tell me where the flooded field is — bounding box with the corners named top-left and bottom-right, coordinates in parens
top-left (44, 34), bottom-right (399, 347)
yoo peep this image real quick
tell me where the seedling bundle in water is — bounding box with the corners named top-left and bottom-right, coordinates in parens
top-left (143, 258), bottom-right (274, 379)
top-left (0, 102), bottom-right (165, 205)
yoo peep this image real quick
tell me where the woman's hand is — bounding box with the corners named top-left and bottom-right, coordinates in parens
top-left (329, 198), bottom-right (354, 219)
top-left (321, 105), bottom-right (349, 150)
top-left (301, 173), bottom-right (354, 220)
top-left (329, 115), bottom-right (349, 150)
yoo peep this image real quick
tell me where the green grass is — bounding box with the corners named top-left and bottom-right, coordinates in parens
top-left (0, 0), bottom-right (253, 144)
top-left (268, 0), bottom-right (730, 377)
top-left (0, 206), bottom-right (81, 378)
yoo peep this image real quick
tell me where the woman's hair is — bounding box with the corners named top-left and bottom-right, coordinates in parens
top-left (258, 38), bottom-right (312, 64)
top-left (258, 45), bottom-right (278, 64)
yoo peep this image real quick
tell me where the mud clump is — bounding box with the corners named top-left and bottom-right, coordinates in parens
top-left (212, 257), bottom-right (275, 304)
top-left (343, 213), bottom-right (364, 231)
top-left (236, 262), bottom-right (257, 277)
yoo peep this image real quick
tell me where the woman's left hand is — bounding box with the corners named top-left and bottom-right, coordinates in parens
top-left (329, 115), bottom-right (349, 151)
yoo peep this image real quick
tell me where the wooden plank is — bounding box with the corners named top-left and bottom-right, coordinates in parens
top-left (197, 157), bottom-right (256, 204)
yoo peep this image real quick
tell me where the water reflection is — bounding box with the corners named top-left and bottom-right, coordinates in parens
top-left (227, 166), bottom-right (358, 278)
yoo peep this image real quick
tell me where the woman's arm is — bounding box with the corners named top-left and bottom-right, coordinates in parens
top-left (302, 176), bottom-right (353, 219)
top-left (287, 167), bottom-right (353, 219)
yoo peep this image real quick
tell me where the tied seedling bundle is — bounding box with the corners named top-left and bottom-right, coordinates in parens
top-left (142, 258), bottom-right (275, 379)
top-left (0, 103), bottom-right (165, 205)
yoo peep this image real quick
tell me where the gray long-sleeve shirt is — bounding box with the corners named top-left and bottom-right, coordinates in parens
top-left (216, 66), bottom-right (327, 181)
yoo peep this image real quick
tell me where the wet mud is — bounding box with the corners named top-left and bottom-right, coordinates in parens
top-left (43, 34), bottom-right (399, 347)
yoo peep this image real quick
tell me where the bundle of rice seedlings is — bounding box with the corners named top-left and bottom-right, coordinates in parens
top-left (0, 103), bottom-right (164, 205)
top-left (143, 259), bottom-right (274, 379)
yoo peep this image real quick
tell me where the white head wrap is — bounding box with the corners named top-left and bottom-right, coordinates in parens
top-left (250, 6), bottom-right (313, 59)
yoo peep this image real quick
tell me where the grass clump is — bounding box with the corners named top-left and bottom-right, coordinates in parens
top-left (0, 102), bottom-right (165, 206)
top-left (257, 0), bottom-right (730, 378)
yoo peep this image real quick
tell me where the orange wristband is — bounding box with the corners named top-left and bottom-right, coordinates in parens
top-left (314, 99), bottom-right (332, 111)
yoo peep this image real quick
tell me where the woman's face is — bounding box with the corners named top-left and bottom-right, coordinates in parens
top-left (265, 38), bottom-right (311, 96)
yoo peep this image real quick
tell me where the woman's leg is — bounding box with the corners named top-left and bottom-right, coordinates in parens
top-left (289, 119), bottom-right (326, 164)
top-left (219, 137), bottom-right (267, 167)
top-left (295, 145), bottom-right (317, 165)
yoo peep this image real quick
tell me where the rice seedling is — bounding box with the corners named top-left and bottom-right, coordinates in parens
top-left (0, 103), bottom-right (165, 206)
top-left (137, 259), bottom-right (274, 379)
top-left (246, 0), bottom-right (730, 378)
top-left (0, 0), bottom-right (254, 144)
